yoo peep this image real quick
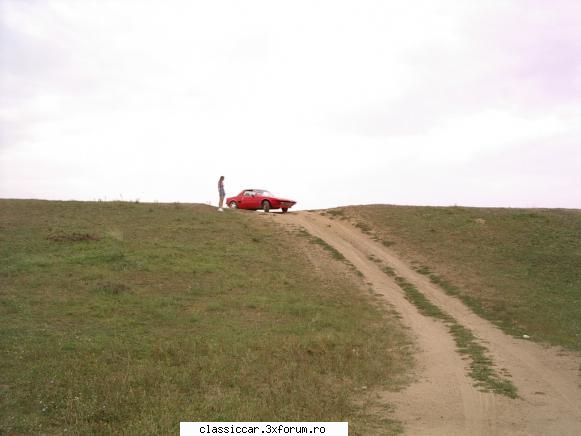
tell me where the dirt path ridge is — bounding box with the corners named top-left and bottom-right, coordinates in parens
top-left (268, 211), bottom-right (581, 436)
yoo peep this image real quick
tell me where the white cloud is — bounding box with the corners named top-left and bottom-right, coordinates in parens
top-left (1, 0), bottom-right (580, 208)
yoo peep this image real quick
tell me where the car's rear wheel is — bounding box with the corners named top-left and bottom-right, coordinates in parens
top-left (228, 201), bottom-right (238, 209)
top-left (282, 208), bottom-right (288, 213)
top-left (262, 200), bottom-right (271, 213)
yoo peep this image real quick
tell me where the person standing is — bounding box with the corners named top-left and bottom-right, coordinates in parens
top-left (218, 176), bottom-right (225, 211)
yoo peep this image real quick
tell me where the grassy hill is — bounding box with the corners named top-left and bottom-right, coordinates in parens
top-left (328, 205), bottom-right (581, 351)
top-left (0, 200), bottom-right (412, 435)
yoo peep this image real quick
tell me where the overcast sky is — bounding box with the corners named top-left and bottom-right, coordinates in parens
top-left (1, 0), bottom-right (580, 210)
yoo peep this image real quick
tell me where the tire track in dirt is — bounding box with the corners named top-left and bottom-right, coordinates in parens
top-left (267, 211), bottom-right (581, 436)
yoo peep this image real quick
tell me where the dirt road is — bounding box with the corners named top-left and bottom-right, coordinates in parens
top-left (268, 211), bottom-right (581, 435)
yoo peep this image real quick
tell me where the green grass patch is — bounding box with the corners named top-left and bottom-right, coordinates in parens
top-left (414, 267), bottom-right (493, 330)
top-left (0, 200), bottom-right (412, 435)
top-left (340, 205), bottom-right (581, 350)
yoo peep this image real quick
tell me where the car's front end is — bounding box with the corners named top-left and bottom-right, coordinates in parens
top-left (279, 200), bottom-right (296, 209)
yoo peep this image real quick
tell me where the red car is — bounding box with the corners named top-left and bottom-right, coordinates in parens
top-left (226, 189), bottom-right (296, 213)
